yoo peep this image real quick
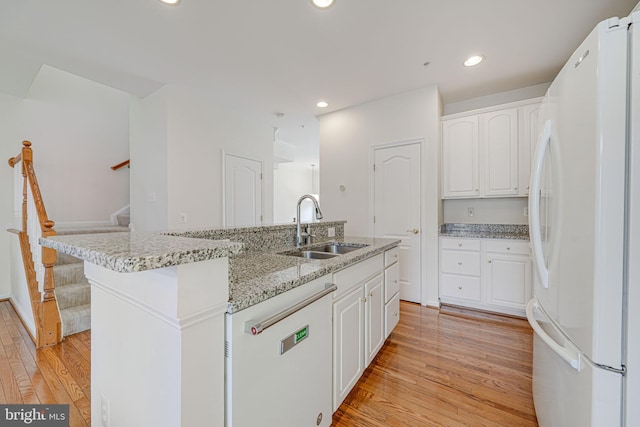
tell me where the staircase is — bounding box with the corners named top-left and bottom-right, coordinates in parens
top-left (54, 226), bottom-right (128, 336)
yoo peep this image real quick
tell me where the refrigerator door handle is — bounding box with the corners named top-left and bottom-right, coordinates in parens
top-left (526, 299), bottom-right (582, 371)
top-left (529, 119), bottom-right (551, 288)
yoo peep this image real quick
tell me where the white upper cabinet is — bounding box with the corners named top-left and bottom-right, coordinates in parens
top-left (518, 103), bottom-right (541, 196)
top-left (442, 116), bottom-right (480, 198)
top-left (482, 108), bottom-right (519, 197)
top-left (442, 98), bottom-right (542, 199)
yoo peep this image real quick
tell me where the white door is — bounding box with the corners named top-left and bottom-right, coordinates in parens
top-left (373, 142), bottom-right (421, 303)
top-left (224, 154), bottom-right (262, 227)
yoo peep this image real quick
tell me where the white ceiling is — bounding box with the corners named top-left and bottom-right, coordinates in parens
top-left (0, 0), bottom-right (637, 162)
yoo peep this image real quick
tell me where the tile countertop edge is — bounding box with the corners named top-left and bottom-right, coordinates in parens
top-left (39, 232), bottom-right (244, 273)
top-left (227, 237), bottom-right (401, 313)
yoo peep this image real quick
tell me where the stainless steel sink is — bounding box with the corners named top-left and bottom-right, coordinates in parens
top-left (279, 243), bottom-right (369, 259)
top-left (283, 250), bottom-right (340, 259)
top-left (310, 243), bottom-right (368, 254)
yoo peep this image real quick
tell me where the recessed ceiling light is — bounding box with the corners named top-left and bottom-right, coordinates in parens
top-left (160, 0), bottom-right (180, 5)
top-left (464, 55), bottom-right (484, 67)
top-left (311, 0), bottom-right (335, 9)
top-left (317, 101), bottom-right (329, 108)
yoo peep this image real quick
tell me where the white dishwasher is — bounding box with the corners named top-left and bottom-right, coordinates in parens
top-left (225, 274), bottom-right (335, 427)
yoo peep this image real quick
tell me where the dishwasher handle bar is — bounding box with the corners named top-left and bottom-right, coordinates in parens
top-left (245, 283), bottom-right (337, 335)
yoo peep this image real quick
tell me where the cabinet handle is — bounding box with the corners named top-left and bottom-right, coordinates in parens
top-left (514, 186), bottom-right (518, 190)
top-left (458, 286), bottom-right (462, 290)
top-left (458, 261), bottom-right (462, 265)
top-left (526, 186), bottom-right (530, 190)
top-left (406, 229), bottom-right (419, 234)
top-left (369, 292), bottom-right (374, 298)
top-left (458, 243), bottom-right (463, 247)
top-left (488, 260), bottom-right (492, 263)
top-left (393, 254), bottom-right (398, 259)
top-left (394, 280), bottom-right (398, 284)
top-left (506, 246), bottom-right (511, 250)
top-left (394, 312), bottom-right (398, 317)
top-left (362, 297), bottom-right (367, 303)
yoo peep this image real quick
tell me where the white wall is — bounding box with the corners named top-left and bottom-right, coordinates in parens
top-left (319, 85), bottom-right (442, 307)
top-left (443, 198), bottom-right (529, 225)
top-left (0, 93), bottom-right (22, 299)
top-left (129, 88), bottom-right (169, 232)
top-left (273, 162), bottom-right (317, 224)
top-left (16, 65), bottom-right (130, 225)
top-left (130, 85), bottom-right (274, 231)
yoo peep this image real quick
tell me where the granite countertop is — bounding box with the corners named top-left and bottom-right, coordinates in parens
top-left (228, 236), bottom-right (400, 313)
top-left (40, 231), bottom-right (399, 314)
top-left (439, 223), bottom-right (530, 240)
top-left (39, 232), bottom-right (244, 273)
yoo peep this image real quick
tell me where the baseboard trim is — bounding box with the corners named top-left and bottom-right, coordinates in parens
top-left (4, 298), bottom-right (37, 345)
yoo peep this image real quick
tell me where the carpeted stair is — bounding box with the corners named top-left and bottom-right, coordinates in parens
top-left (54, 225), bottom-right (128, 337)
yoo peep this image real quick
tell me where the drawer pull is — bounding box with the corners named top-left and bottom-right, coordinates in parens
top-left (457, 261), bottom-right (462, 266)
top-left (488, 260), bottom-right (492, 263)
top-left (458, 286), bottom-right (462, 290)
top-left (506, 246), bottom-right (511, 250)
top-left (458, 243), bottom-right (463, 247)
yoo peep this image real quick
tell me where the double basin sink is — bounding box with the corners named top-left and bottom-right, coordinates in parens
top-left (280, 243), bottom-right (369, 260)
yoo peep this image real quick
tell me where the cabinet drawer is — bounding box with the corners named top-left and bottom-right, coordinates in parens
top-left (440, 274), bottom-right (481, 301)
top-left (441, 250), bottom-right (481, 276)
top-left (384, 292), bottom-right (400, 338)
top-left (333, 254), bottom-right (383, 297)
top-left (384, 247), bottom-right (399, 268)
top-left (440, 238), bottom-right (481, 251)
top-left (384, 262), bottom-right (400, 303)
top-left (484, 239), bottom-right (530, 255)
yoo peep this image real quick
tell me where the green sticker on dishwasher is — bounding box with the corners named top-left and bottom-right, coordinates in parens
top-left (295, 326), bottom-right (308, 343)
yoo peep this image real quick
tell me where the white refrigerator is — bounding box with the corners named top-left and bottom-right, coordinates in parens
top-left (527, 12), bottom-right (640, 427)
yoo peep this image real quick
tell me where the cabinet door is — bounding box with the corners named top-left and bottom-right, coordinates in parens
top-left (519, 103), bottom-right (541, 196)
top-left (484, 252), bottom-right (532, 310)
top-left (442, 116), bottom-right (479, 198)
top-left (333, 285), bottom-right (365, 412)
top-left (364, 274), bottom-right (385, 366)
top-left (481, 108), bottom-right (519, 197)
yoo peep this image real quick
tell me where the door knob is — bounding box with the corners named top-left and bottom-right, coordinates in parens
top-left (406, 229), bottom-right (419, 234)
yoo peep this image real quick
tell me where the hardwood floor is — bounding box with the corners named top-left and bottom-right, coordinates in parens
top-left (0, 300), bottom-right (537, 427)
top-left (332, 302), bottom-right (538, 426)
top-left (0, 301), bottom-right (91, 427)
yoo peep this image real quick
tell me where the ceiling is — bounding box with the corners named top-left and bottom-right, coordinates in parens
top-left (0, 0), bottom-right (637, 162)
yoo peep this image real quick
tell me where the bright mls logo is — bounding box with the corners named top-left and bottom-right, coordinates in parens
top-left (0, 405), bottom-right (69, 426)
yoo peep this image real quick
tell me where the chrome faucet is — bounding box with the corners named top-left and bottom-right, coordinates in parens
top-left (296, 194), bottom-right (323, 247)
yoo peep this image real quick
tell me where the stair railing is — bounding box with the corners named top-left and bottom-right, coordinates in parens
top-left (7, 141), bottom-right (62, 348)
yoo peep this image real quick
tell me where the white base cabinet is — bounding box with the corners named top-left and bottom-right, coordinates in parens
top-left (333, 284), bottom-right (365, 410)
top-left (332, 247), bottom-right (400, 412)
top-left (439, 237), bottom-right (531, 317)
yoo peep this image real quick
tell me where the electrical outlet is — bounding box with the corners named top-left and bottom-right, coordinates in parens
top-left (523, 207), bottom-right (529, 217)
top-left (100, 394), bottom-right (110, 427)
top-left (179, 212), bottom-right (188, 223)
top-left (467, 207), bottom-right (475, 217)
top-left (327, 227), bottom-right (335, 237)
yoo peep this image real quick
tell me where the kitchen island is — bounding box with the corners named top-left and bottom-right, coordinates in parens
top-left (40, 223), bottom-right (399, 427)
